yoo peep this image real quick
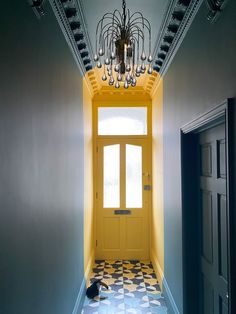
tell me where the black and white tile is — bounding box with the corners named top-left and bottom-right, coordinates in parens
top-left (82, 260), bottom-right (168, 314)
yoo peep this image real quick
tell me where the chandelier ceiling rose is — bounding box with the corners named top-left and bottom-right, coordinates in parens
top-left (94, 0), bottom-right (153, 89)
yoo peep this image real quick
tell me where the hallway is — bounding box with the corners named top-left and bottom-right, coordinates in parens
top-left (1, 1), bottom-right (236, 314)
top-left (82, 260), bottom-right (168, 314)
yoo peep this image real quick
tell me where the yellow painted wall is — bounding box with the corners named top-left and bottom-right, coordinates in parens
top-left (151, 78), bottom-right (164, 288)
top-left (83, 77), bottom-right (94, 282)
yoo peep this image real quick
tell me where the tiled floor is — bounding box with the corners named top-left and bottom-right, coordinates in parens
top-left (82, 260), bottom-right (168, 314)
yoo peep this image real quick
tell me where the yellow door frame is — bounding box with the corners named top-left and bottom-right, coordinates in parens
top-left (92, 93), bottom-right (152, 260)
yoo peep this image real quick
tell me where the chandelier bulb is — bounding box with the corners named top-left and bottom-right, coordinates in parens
top-left (94, 54), bottom-right (99, 62)
top-left (97, 61), bottom-right (102, 68)
top-left (124, 81), bottom-right (129, 89)
top-left (111, 51), bottom-right (116, 60)
top-left (141, 51), bottom-right (146, 61)
top-left (126, 73), bottom-right (131, 82)
top-left (148, 54), bottom-right (153, 63)
top-left (115, 64), bottom-right (120, 72)
top-left (105, 58), bottom-right (110, 65)
top-left (136, 72), bottom-right (140, 77)
top-left (98, 48), bottom-right (104, 56)
top-left (126, 64), bottom-right (131, 72)
top-left (102, 74), bottom-right (107, 81)
top-left (132, 77), bottom-right (137, 85)
top-left (117, 73), bottom-right (122, 81)
top-left (131, 81), bottom-right (136, 87)
top-left (136, 66), bottom-right (141, 74)
top-left (148, 66), bottom-right (153, 74)
top-left (141, 63), bottom-right (146, 71)
top-left (109, 77), bottom-right (114, 85)
top-left (115, 81), bottom-right (120, 89)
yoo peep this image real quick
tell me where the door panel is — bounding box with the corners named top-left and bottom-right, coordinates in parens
top-left (125, 217), bottom-right (143, 250)
top-left (199, 124), bottom-right (228, 314)
top-left (203, 276), bottom-right (214, 314)
top-left (201, 190), bottom-right (213, 264)
top-left (96, 139), bottom-right (150, 260)
top-left (103, 217), bottom-right (120, 249)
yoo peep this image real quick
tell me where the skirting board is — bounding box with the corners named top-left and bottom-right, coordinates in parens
top-left (72, 278), bottom-right (86, 314)
top-left (72, 250), bottom-right (95, 314)
top-left (150, 248), bottom-right (164, 290)
top-left (151, 249), bottom-right (179, 314)
top-left (85, 249), bottom-right (95, 285)
top-left (163, 277), bottom-right (180, 314)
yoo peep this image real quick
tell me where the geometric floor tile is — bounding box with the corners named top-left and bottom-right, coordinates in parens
top-left (82, 260), bottom-right (169, 314)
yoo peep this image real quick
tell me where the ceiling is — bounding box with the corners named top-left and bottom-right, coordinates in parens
top-left (49, 0), bottom-right (204, 94)
top-left (80, 0), bottom-right (170, 57)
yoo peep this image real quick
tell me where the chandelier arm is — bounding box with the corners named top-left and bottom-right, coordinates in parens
top-left (103, 30), bottom-right (119, 59)
top-left (97, 13), bottom-right (122, 55)
top-left (96, 14), bottom-right (120, 35)
top-left (99, 21), bottom-right (120, 37)
top-left (128, 26), bottom-right (145, 39)
top-left (101, 12), bottom-right (121, 24)
top-left (125, 8), bottom-right (130, 33)
top-left (131, 40), bottom-right (136, 74)
top-left (130, 12), bottom-right (151, 28)
top-left (103, 25), bottom-right (120, 37)
top-left (129, 14), bottom-right (151, 53)
top-left (136, 28), bottom-right (140, 64)
top-left (110, 8), bottom-right (125, 55)
top-left (129, 11), bottom-right (144, 48)
top-left (103, 28), bottom-right (120, 43)
top-left (111, 9), bottom-right (123, 22)
top-left (129, 19), bottom-right (150, 31)
top-left (96, 14), bottom-right (119, 52)
top-left (129, 18), bottom-right (151, 54)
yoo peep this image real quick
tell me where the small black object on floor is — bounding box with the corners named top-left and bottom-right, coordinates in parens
top-left (86, 279), bottom-right (108, 299)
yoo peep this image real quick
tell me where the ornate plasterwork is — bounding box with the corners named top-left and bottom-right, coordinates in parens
top-left (153, 0), bottom-right (204, 76)
top-left (205, 0), bottom-right (230, 22)
top-left (49, 0), bottom-right (94, 76)
top-left (32, 0), bottom-right (229, 83)
top-left (47, 0), bottom-right (205, 80)
top-left (85, 68), bottom-right (160, 96)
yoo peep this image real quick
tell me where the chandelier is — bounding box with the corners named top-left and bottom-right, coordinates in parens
top-left (94, 0), bottom-right (153, 89)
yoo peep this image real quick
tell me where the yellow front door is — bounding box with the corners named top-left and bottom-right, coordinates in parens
top-left (96, 138), bottom-right (151, 260)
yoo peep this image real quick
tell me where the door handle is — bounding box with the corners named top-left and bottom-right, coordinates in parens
top-left (114, 210), bottom-right (131, 215)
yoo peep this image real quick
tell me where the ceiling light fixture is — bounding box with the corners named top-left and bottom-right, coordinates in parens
top-left (94, 0), bottom-right (153, 89)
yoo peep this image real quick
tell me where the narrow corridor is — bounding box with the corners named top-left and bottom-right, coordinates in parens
top-left (82, 260), bottom-right (168, 314)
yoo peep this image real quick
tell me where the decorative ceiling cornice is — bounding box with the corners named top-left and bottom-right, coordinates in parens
top-left (205, 0), bottom-right (230, 22)
top-left (49, 0), bottom-right (205, 80)
top-left (49, 0), bottom-right (94, 76)
top-left (153, 0), bottom-right (204, 76)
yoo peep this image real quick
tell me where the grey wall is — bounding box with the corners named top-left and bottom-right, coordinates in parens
top-left (163, 1), bottom-right (236, 312)
top-left (0, 2), bottom-right (84, 314)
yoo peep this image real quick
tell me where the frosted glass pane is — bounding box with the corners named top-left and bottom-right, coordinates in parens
top-left (126, 145), bottom-right (142, 208)
top-left (103, 145), bottom-right (120, 208)
top-left (98, 107), bottom-right (147, 135)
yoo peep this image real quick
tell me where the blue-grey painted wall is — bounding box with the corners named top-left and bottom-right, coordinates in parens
top-left (0, 2), bottom-right (84, 313)
top-left (163, 1), bottom-right (236, 313)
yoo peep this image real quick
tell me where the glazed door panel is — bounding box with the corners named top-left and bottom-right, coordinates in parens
top-left (96, 139), bottom-right (150, 260)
